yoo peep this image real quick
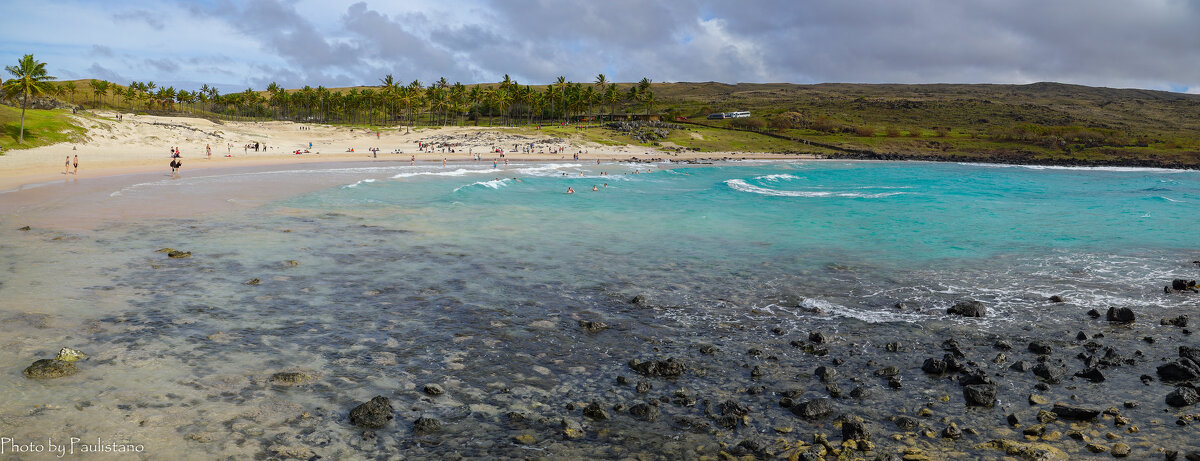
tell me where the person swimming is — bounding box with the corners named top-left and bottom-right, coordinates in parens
top-left (567, 187), bottom-right (574, 194)
top-left (591, 185), bottom-right (598, 191)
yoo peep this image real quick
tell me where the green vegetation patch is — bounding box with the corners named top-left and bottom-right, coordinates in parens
top-left (0, 106), bottom-right (87, 152)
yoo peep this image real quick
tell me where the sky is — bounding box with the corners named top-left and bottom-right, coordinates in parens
top-left (2, 0), bottom-right (1199, 94)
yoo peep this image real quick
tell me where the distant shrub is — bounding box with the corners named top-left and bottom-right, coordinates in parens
top-left (907, 128), bottom-right (922, 137)
top-left (854, 125), bottom-right (876, 137)
top-left (809, 117), bottom-right (841, 133)
top-left (886, 126), bottom-right (901, 137)
top-left (935, 127), bottom-right (950, 137)
top-left (767, 112), bottom-right (804, 130)
top-left (731, 117), bottom-right (766, 130)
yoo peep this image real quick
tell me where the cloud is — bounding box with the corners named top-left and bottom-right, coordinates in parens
top-left (84, 63), bottom-right (126, 83)
top-left (112, 9), bottom-right (164, 30)
top-left (2, 0), bottom-right (1199, 93)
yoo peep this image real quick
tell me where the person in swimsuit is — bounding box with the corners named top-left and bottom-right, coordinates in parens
top-left (65, 156), bottom-right (70, 175)
top-left (73, 155), bottom-right (78, 175)
top-left (567, 187), bottom-right (574, 194)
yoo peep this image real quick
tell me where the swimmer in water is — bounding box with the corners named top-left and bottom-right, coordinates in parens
top-left (591, 185), bottom-right (598, 191)
top-left (567, 187), bottom-right (574, 194)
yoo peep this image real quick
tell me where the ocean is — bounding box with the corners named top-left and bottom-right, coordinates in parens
top-left (1, 160), bottom-right (1197, 459)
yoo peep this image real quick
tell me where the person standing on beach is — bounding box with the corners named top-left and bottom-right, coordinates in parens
top-left (206, 144), bottom-right (211, 160)
top-left (64, 156), bottom-right (70, 175)
top-left (73, 155), bottom-right (78, 175)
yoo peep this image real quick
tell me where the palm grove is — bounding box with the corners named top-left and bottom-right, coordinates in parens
top-left (3, 54), bottom-right (660, 132)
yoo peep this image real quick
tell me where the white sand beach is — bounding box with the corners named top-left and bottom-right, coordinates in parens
top-left (0, 112), bottom-right (809, 192)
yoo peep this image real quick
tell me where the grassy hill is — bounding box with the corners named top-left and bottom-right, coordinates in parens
top-left (0, 105), bottom-right (87, 152)
top-left (649, 81), bottom-right (1200, 167)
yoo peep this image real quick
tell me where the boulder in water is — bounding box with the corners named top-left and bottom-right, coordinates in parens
top-left (55, 347), bottom-right (87, 362)
top-left (963, 384), bottom-right (998, 407)
top-left (947, 300), bottom-right (986, 317)
top-left (348, 396), bottom-right (393, 428)
top-left (23, 359), bottom-right (78, 379)
top-left (1106, 307), bottom-right (1135, 323)
top-left (628, 358), bottom-right (685, 378)
top-left (790, 398), bottom-right (833, 420)
top-left (1166, 386), bottom-right (1199, 407)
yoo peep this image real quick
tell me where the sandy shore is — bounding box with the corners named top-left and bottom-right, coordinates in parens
top-left (0, 111), bottom-right (813, 192)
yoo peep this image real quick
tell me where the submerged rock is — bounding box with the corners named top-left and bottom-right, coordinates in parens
top-left (1163, 315), bottom-right (1190, 327)
top-left (413, 417), bottom-right (442, 434)
top-left (157, 248), bottom-right (192, 258)
top-left (423, 384), bottom-right (445, 396)
top-left (269, 371), bottom-right (315, 386)
top-left (578, 320), bottom-right (609, 333)
top-left (348, 396), bottom-right (394, 429)
top-left (23, 359), bottom-right (78, 379)
top-left (628, 358), bottom-right (685, 378)
top-left (628, 403), bottom-right (659, 422)
top-left (947, 300), bottom-right (987, 317)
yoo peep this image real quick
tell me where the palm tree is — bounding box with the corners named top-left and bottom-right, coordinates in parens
top-left (555, 76), bottom-right (567, 122)
top-left (3, 54), bottom-right (57, 144)
top-left (594, 74), bottom-right (608, 121)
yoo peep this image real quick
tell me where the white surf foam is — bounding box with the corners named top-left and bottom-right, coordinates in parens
top-left (725, 179), bottom-right (904, 198)
top-left (453, 178), bottom-right (511, 192)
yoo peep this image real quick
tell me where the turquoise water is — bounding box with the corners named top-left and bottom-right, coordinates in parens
top-left (2, 160), bottom-right (1198, 459)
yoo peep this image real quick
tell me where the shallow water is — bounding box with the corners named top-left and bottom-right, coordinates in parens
top-left (1, 160), bottom-right (1198, 459)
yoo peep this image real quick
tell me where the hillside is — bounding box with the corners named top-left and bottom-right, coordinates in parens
top-left (651, 81), bottom-right (1200, 167)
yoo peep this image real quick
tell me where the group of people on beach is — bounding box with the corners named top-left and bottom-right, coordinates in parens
top-left (169, 147), bottom-right (183, 178)
top-left (64, 155), bottom-right (78, 175)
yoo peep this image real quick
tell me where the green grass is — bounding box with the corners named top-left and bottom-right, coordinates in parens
top-left (0, 105), bottom-right (87, 152)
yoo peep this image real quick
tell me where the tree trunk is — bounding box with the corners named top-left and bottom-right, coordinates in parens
top-left (18, 90), bottom-right (28, 144)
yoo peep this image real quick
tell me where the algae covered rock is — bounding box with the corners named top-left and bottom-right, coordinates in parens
top-left (269, 371), bottom-right (315, 386)
top-left (55, 347), bottom-right (87, 362)
top-left (24, 359), bottom-right (78, 379)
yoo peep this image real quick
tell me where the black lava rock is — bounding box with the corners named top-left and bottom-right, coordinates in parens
top-left (1075, 367), bottom-right (1106, 382)
top-left (349, 396), bottom-right (394, 429)
top-left (947, 300), bottom-right (986, 317)
top-left (583, 402), bottom-right (609, 420)
top-left (1051, 403), bottom-right (1101, 421)
top-left (1166, 386), bottom-right (1200, 407)
top-left (791, 398), bottom-right (833, 420)
top-left (893, 415), bottom-right (919, 430)
top-left (629, 358), bottom-right (685, 378)
top-left (1028, 340), bottom-right (1053, 355)
top-left (1033, 363), bottom-right (1067, 383)
top-left (628, 403), bottom-right (659, 422)
top-left (963, 383), bottom-right (998, 407)
top-left (1157, 358), bottom-right (1200, 382)
top-left (1106, 307), bottom-right (1136, 323)
top-left (815, 365), bottom-right (837, 382)
top-left (841, 417), bottom-right (870, 442)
